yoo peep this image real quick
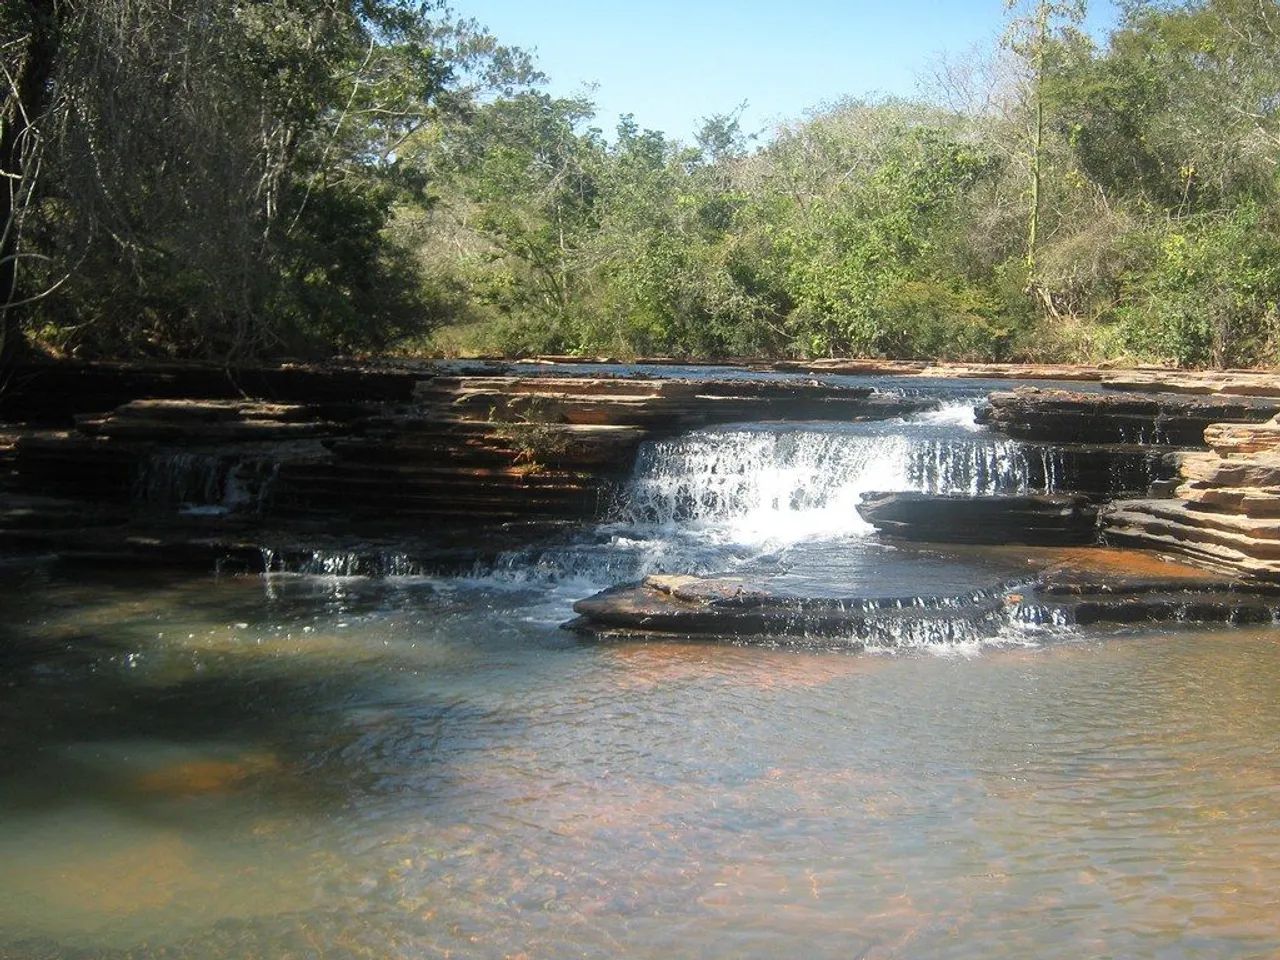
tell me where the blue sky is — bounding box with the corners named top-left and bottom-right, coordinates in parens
top-left (465, 0), bottom-right (1120, 142)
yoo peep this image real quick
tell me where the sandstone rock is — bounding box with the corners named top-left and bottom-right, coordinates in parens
top-left (567, 550), bottom-right (1280, 641)
top-left (1102, 370), bottom-right (1280, 398)
top-left (6, 364), bottom-right (942, 562)
top-left (1203, 417), bottom-right (1280, 455)
top-left (414, 375), bottom-right (928, 431)
top-left (568, 574), bottom-right (1014, 641)
top-left (1102, 499), bottom-right (1280, 579)
top-left (976, 388), bottom-right (1280, 446)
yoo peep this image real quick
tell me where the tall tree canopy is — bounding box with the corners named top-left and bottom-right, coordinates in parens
top-left (3, 0), bottom-right (1279, 368)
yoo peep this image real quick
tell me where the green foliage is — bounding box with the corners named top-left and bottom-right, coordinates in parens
top-left (880, 281), bottom-right (1013, 361)
top-left (761, 120), bottom-right (996, 357)
top-left (8, 0), bottom-right (535, 359)
top-left (8, 0), bottom-right (1280, 368)
top-left (1115, 208), bottom-right (1280, 367)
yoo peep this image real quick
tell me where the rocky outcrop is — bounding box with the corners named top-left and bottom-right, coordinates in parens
top-left (512, 356), bottom-right (1181, 383)
top-left (976, 387), bottom-right (1280, 446)
top-left (1101, 370), bottom-right (1280, 398)
top-left (1101, 499), bottom-right (1280, 579)
top-left (2, 364), bottom-right (930, 563)
top-left (1101, 414), bottom-right (1280, 579)
top-left (414, 375), bottom-right (925, 428)
top-left (0, 359), bottom-right (424, 423)
top-left (857, 492), bottom-right (1098, 545)
top-left (567, 573), bottom-right (1015, 642)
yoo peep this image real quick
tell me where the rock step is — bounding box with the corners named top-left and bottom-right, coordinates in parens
top-left (566, 558), bottom-right (1280, 641)
top-left (977, 388), bottom-right (1280, 446)
top-left (1102, 371), bottom-right (1280, 398)
top-left (858, 492), bottom-right (1099, 546)
top-left (0, 360), bottom-right (425, 423)
top-left (1204, 418), bottom-right (1280, 455)
top-left (1101, 499), bottom-right (1280, 577)
top-left (568, 577), bottom-right (1013, 640)
top-left (1177, 483), bottom-right (1280, 516)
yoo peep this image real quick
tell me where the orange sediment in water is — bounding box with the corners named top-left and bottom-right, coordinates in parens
top-left (133, 752), bottom-right (279, 798)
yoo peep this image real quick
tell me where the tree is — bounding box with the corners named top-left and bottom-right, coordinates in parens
top-left (1003, 0), bottom-right (1086, 288)
top-left (0, 0), bottom-right (57, 367)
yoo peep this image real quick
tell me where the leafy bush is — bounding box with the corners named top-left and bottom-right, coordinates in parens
top-left (1115, 208), bottom-right (1280, 367)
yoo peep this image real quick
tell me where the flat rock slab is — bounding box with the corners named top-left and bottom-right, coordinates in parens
top-left (857, 492), bottom-right (1099, 546)
top-left (1102, 371), bottom-right (1280, 398)
top-left (568, 576), bottom-right (1016, 643)
top-left (567, 547), bottom-right (1277, 642)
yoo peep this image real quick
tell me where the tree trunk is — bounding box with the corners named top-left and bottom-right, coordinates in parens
top-left (1026, 0), bottom-right (1048, 284)
top-left (0, 0), bottom-right (59, 369)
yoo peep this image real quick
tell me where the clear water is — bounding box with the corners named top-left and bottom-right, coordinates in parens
top-left (4, 398), bottom-right (1279, 958)
top-left (3, 571), bottom-right (1280, 959)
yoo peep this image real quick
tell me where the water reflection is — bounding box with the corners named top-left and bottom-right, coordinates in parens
top-left (1, 571), bottom-right (1279, 958)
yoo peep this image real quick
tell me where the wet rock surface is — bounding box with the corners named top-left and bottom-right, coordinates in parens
top-left (7, 358), bottom-right (1280, 613)
top-left (856, 492), bottom-right (1099, 545)
top-left (977, 387), bottom-right (1280, 446)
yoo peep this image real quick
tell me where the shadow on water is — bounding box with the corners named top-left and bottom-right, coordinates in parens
top-left (0, 567), bottom-right (517, 809)
top-left (0, 565), bottom-right (562, 958)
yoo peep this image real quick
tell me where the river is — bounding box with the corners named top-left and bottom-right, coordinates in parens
top-left (2, 384), bottom-right (1278, 958)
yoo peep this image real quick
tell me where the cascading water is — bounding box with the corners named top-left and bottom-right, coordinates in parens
top-left (616, 411), bottom-right (1058, 543)
top-left (260, 399), bottom-right (1080, 649)
top-left (134, 451), bottom-right (279, 517)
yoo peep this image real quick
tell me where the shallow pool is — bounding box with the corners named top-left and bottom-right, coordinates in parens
top-left (2, 565), bottom-right (1279, 959)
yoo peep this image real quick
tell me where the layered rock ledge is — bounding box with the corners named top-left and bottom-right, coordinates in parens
top-left (976, 387), bottom-right (1280, 446)
top-left (1101, 414), bottom-right (1280, 580)
top-left (0, 362), bottom-right (930, 567)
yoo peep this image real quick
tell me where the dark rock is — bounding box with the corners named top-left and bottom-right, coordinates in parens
top-left (568, 574), bottom-right (1015, 643)
top-left (976, 388), bottom-right (1280, 446)
top-left (7, 367), bottom-right (935, 544)
top-left (857, 492), bottom-right (1099, 546)
top-left (0, 359), bottom-right (426, 424)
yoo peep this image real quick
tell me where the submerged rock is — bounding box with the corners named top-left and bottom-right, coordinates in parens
top-left (857, 492), bottom-right (1099, 546)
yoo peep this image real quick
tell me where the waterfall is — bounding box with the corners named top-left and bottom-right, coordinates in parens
top-left (261, 548), bottom-right (422, 577)
top-left (134, 452), bottom-right (279, 516)
top-left (616, 412), bottom-right (1059, 544)
top-left (249, 401), bottom-right (1089, 650)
